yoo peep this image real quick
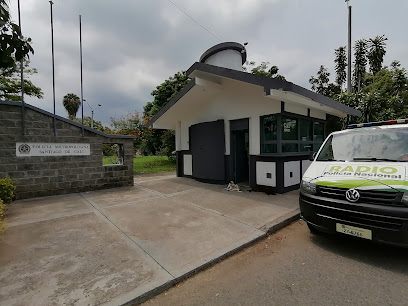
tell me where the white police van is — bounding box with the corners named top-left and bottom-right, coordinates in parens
top-left (300, 119), bottom-right (408, 246)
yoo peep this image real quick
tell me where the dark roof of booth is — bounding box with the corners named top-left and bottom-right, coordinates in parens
top-left (149, 62), bottom-right (361, 126)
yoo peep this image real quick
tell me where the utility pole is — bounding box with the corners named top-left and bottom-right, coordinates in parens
top-left (49, 1), bottom-right (57, 136)
top-left (79, 15), bottom-right (84, 136)
top-left (17, 0), bottom-right (25, 135)
top-left (347, 1), bottom-right (352, 94)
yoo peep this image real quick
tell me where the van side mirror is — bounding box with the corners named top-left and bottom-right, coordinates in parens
top-left (309, 152), bottom-right (317, 161)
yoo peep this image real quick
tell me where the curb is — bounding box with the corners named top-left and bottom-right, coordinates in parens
top-left (262, 209), bottom-right (301, 234)
top-left (122, 209), bottom-right (300, 305)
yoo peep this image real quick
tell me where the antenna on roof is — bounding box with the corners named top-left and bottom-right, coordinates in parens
top-left (241, 42), bottom-right (248, 53)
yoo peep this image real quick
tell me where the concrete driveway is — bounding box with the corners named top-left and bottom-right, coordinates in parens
top-left (0, 174), bottom-right (299, 306)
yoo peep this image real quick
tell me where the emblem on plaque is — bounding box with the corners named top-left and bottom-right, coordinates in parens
top-left (18, 143), bottom-right (31, 154)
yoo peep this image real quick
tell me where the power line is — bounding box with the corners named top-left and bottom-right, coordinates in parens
top-left (167, 0), bottom-right (222, 42)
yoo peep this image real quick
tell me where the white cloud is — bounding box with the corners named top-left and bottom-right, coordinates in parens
top-left (6, 0), bottom-right (408, 127)
top-left (96, 57), bottom-right (168, 98)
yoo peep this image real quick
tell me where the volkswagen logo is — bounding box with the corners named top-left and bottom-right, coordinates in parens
top-left (346, 188), bottom-right (360, 202)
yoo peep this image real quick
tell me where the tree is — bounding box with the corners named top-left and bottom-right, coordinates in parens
top-left (160, 130), bottom-right (175, 157)
top-left (62, 93), bottom-right (81, 119)
top-left (142, 71), bottom-right (190, 155)
top-left (334, 46), bottom-right (347, 89)
top-left (390, 61), bottom-right (407, 96)
top-left (353, 39), bottom-right (368, 92)
top-left (71, 116), bottom-right (110, 133)
top-left (0, 0), bottom-right (34, 70)
top-left (367, 35), bottom-right (387, 76)
top-left (311, 35), bottom-right (408, 131)
top-left (144, 71), bottom-right (190, 118)
top-left (110, 111), bottom-right (152, 154)
top-left (309, 65), bottom-right (341, 98)
top-left (337, 65), bottom-right (408, 125)
top-left (243, 61), bottom-right (286, 80)
top-left (310, 65), bottom-right (329, 93)
top-left (0, 59), bottom-right (43, 101)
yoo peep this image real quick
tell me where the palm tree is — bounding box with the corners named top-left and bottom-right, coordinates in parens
top-left (353, 39), bottom-right (367, 92)
top-left (367, 35), bottom-right (387, 76)
top-left (334, 46), bottom-right (347, 90)
top-left (62, 93), bottom-right (81, 119)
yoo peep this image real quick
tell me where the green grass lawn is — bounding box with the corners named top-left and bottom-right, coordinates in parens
top-left (133, 155), bottom-right (176, 173)
top-left (103, 155), bottom-right (176, 174)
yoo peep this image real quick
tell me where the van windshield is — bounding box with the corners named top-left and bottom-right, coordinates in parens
top-left (316, 126), bottom-right (408, 162)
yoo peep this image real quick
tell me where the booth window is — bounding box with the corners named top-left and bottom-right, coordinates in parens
top-left (282, 116), bottom-right (298, 152)
top-left (261, 115), bottom-right (278, 153)
top-left (261, 114), bottom-right (325, 154)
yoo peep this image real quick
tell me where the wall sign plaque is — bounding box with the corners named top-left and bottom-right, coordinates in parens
top-left (16, 143), bottom-right (91, 157)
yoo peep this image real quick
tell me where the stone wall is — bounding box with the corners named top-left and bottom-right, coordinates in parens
top-left (0, 101), bottom-right (135, 200)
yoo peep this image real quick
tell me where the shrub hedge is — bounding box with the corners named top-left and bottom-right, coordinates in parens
top-left (0, 178), bottom-right (16, 235)
top-left (0, 200), bottom-right (6, 234)
top-left (0, 178), bottom-right (16, 204)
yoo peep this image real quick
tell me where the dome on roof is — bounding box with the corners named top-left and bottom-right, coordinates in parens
top-left (199, 42), bottom-right (247, 71)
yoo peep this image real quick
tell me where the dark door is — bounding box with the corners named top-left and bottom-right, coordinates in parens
top-left (231, 129), bottom-right (249, 183)
top-left (189, 120), bottom-right (225, 181)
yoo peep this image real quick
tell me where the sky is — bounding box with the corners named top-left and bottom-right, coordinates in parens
top-left (9, 0), bottom-right (408, 127)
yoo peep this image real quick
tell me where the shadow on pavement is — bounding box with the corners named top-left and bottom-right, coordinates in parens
top-left (310, 232), bottom-right (408, 276)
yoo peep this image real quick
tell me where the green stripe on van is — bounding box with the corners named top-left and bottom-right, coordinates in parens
top-left (315, 179), bottom-right (408, 189)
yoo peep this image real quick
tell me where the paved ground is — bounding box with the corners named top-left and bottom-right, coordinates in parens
top-left (0, 174), bottom-right (299, 306)
top-left (144, 220), bottom-right (408, 306)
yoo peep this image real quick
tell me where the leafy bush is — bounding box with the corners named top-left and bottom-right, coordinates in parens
top-left (0, 179), bottom-right (14, 235)
top-left (0, 200), bottom-right (6, 235)
top-left (160, 130), bottom-right (175, 157)
top-left (168, 155), bottom-right (176, 162)
top-left (102, 143), bottom-right (118, 156)
top-left (0, 178), bottom-right (16, 204)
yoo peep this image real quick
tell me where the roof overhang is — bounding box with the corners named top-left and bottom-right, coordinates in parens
top-left (148, 62), bottom-right (361, 128)
top-left (267, 89), bottom-right (350, 118)
top-left (149, 77), bottom-right (223, 130)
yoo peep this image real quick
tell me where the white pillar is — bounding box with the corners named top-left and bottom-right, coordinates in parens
top-left (181, 122), bottom-right (190, 151)
top-left (175, 121), bottom-right (181, 151)
top-left (249, 116), bottom-right (260, 155)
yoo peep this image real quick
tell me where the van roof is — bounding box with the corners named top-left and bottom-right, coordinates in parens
top-left (347, 119), bottom-right (408, 129)
top-left (331, 121), bottom-right (408, 136)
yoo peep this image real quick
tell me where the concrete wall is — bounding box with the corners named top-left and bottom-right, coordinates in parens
top-left (0, 102), bottom-right (135, 200)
